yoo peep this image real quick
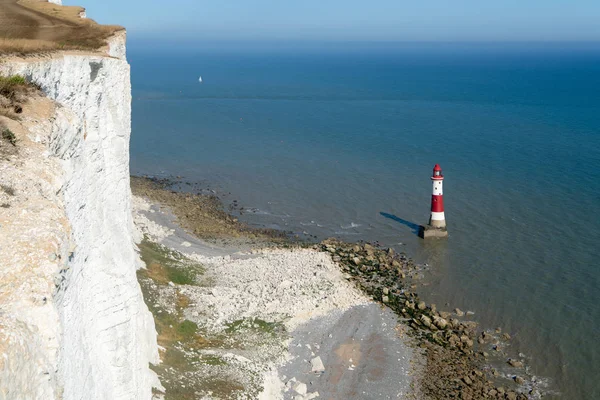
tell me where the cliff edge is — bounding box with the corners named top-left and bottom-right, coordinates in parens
top-left (0, 3), bottom-right (160, 399)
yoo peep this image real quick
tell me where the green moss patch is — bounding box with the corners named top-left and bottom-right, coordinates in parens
top-left (137, 237), bottom-right (252, 399)
top-left (139, 239), bottom-right (203, 285)
top-left (225, 318), bottom-right (284, 337)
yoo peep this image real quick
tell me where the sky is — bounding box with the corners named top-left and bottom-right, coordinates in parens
top-left (65, 0), bottom-right (600, 42)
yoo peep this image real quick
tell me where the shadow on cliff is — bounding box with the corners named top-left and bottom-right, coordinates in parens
top-left (380, 212), bottom-right (421, 236)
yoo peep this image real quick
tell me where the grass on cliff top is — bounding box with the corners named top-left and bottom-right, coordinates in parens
top-left (137, 239), bottom-right (246, 399)
top-left (0, 0), bottom-right (123, 55)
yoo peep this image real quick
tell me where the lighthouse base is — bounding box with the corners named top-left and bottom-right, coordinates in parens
top-left (419, 224), bottom-right (449, 239)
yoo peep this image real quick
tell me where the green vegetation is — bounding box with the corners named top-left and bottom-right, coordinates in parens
top-left (0, 75), bottom-right (26, 86)
top-left (139, 239), bottom-right (203, 285)
top-left (137, 238), bottom-right (248, 399)
top-left (201, 354), bottom-right (227, 366)
top-left (1, 128), bottom-right (17, 146)
top-left (176, 320), bottom-right (199, 337)
top-left (225, 318), bottom-right (284, 337)
top-left (0, 74), bottom-right (38, 121)
top-left (0, 75), bottom-right (28, 101)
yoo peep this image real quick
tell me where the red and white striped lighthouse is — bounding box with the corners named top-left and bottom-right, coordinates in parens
top-left (429, 164), bottom-right (446, 228)
top-left (420, 164), bottom-right (448, 238)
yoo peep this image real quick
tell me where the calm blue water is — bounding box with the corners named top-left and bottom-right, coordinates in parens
top-left (129, 43), bottom-right (600, 399)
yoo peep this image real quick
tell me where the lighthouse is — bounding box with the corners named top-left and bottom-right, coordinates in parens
top-left (419, 164), bottom-right (449, 238)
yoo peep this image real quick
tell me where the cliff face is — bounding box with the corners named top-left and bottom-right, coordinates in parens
top-left (0, 34), bottom-right (159, 399)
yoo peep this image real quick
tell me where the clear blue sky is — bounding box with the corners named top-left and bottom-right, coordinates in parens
top-left (65, 0), bottom-right (600, 42)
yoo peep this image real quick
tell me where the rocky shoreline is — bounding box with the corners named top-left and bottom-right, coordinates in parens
top-left (131, 175), bottom-right (539, 399)
top-left (317, 239), bottom-right (535, 400)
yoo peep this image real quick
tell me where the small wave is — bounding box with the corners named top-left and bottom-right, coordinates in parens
top-left (300, 220), bottom-right (318, 226)
top-left (341, 222), bottom-right (362, 230)
top-left (246, 208), bottom-right (291, 218)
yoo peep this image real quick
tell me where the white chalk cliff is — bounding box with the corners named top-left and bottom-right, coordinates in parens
top-left (0, 32), bottom-right (160, 399)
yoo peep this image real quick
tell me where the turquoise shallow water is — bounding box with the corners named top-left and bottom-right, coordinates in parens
top-left (129, 43), bottom-right (600, 398)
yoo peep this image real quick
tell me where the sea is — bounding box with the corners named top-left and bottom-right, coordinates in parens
top-left (128, 41), bottom-right (600, 399)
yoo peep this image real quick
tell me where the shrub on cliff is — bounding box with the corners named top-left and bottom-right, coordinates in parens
top-left (1, 127), bottom-right (17, 146)
top-left (0, 74), bottom-right (38, 120)
top-left (0, 75), bottom-right (28, 101)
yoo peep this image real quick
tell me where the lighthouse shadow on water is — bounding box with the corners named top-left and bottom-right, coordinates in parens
top-left (379, 212), bottom-right (421, 236)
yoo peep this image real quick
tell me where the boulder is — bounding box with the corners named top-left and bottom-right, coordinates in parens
top-left (449, 334), bottom-right (460, 347)
top-left (293, 382), bottom-right (307, 396)
top-left (417, 301), bottom-right (427, 310)
top-left (420, 315), bottom-right (432, 328)
top-left (311, 356), bottom-right (325, 373)
top-left (454, 308), bottom-right (465, 316)
top-left (433, 316), bottom-right (448, 330)
top-left (508, 358), bottom-right (524, 368)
